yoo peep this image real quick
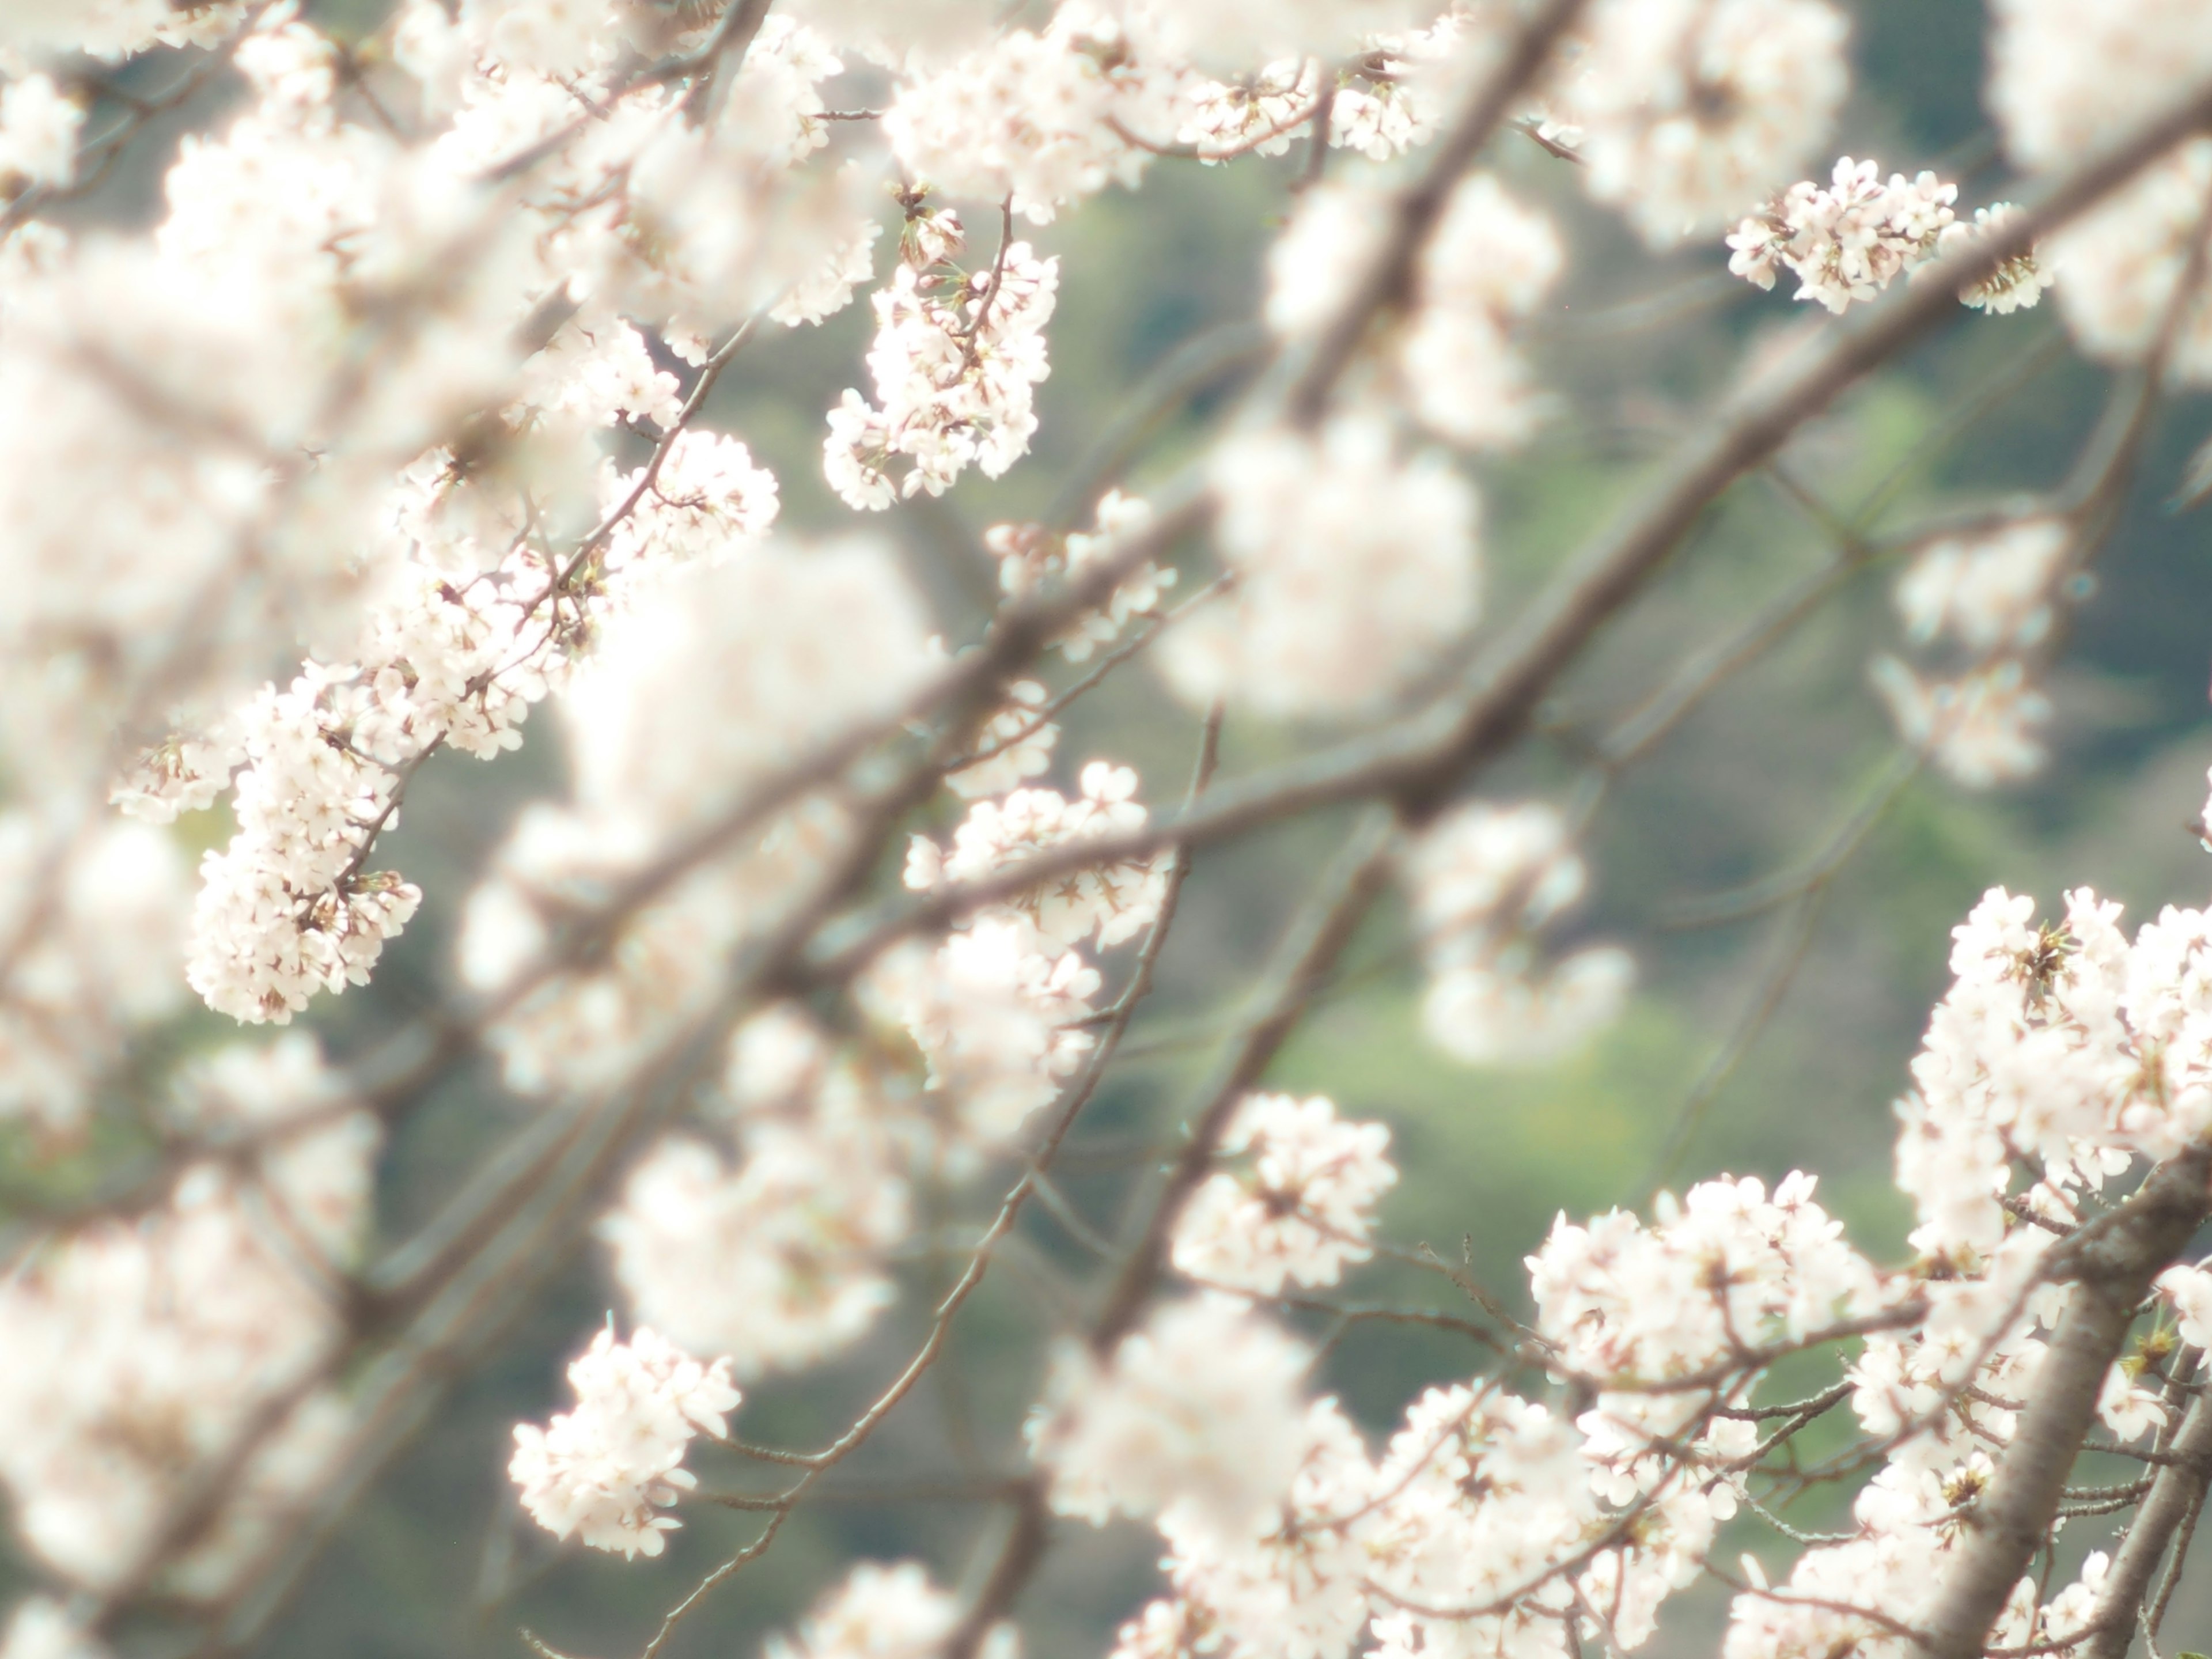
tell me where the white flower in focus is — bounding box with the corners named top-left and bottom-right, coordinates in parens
top-left (1726, 158), bottom-right (1956, 315)
top-left (824, 218), bottom-right (1059, 507)
top-left (1172, 1093), bottom-right (1398, 1295)
top-left (1154, 1396), bottom-right (1378, 1659)
top-left (2096, 1364), bottom-right (2168, 1441)
top-left (1936, 202), bottom-right (2053, 315)
top-left (1028, 1297), bottom-right (1311, 1544)
top-left (601, 429), bottom-right (782, 569)
top-left (1162, 419), bottom-right (1479, 719)
top-left (509, 1325), bottom-right (738, 1559)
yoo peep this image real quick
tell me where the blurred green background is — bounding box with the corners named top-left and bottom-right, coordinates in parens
top-left (8, 0), bottom-right (2212, 1653)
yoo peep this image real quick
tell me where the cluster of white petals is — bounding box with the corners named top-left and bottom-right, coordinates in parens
top-left (0, 1036), bottom-right (373, 1595)
top-left (1988, 0), bottom-right (2212, 379)
top-left (825, 204), bottom-right (1059, 508)
top-left (0, 815), bottom-right (187, 1130)
top-left (460, 535), bottom-right (934, 1094)
top-left (509, 1324), bottom-right (739, 1559)
top-left (1939, 203), bottom-right (2056, 315)
top-left (1874, 517), bottom-right (2073, 787)
top-left (177, 408), bottom-right (781, 1024)
top-left (599, 1005), bottom-right (914, 1377)
top-left (1895, 884), bottom-right (2212, 1262)
top-left (1550, 0), bottom-right (1849, 245)
top-left (871, 915), bottom-right (1103, 1146)
top-left (1402, 801), bottom-right (1632, 1065)
top-left (1726, 158), bottom-right (1959, 315)
top-left (767, 1560), bottom-right (1017, 1659)
top-left (0, 74), bottom-right (80, 189)
top-left (1895, 518), bottom-right (2072, 654)
top-left (1171, 1093), bottom-right (1398, 1294)
top-left (15, 5), bottom-right (2212, 1657)
top-left (1531, 1170), bottom-right (1888, 1505)
top-left (1161, 419), bottom-right (1479, 718)
top-left (1872, 658), bottom-right (2053, 789)
top-left (987, 491), bottom-right (1180, 665)
top-left (906, 762), bottom-right (1166, 951)
top-left (884, 6), bottom-right (1175, 225)
top-left (1266, 171), bottom-right (1559, 449)
top-left (1028, 1296), bottom-right (1313, 1543)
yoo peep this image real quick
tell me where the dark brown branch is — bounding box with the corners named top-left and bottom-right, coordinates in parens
top-left (2081, 1387), bottom-right (2212, 1659)
top-left (1914, 1147), bottom-right (2212, 1659)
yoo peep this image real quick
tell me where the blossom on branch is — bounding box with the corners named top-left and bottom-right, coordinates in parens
top-left (509, 1324), bottom-right (740, 1559)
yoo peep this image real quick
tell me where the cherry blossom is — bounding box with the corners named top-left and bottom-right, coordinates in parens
top-left (509, 1324), bottom-right (740, 1558)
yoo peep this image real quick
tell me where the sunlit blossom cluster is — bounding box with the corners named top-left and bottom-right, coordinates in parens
top-left (509, 1324), bottom-right (741, 1559)
top-left (2, 1), bottom-right (2211, 1657)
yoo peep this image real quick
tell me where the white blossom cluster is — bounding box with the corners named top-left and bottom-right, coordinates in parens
top-left (889, 740), bottom-right (1166, 1145)
top-left (986, 490), bottom-right (1181, 666)
top-left (0, 74), bottom-right (79, 190)
top-left (597, 1005), bottom-right (915, 1378)
top-left (7, 1), bottom-right (2212, 1654)
top-left (905, 762), bottom-right (1165, 952)
top-left (1896, 881), bottom-right (2212, 1259)
top-left (0, 815), bottom-right (188, 1131)
top-left (1538, 0), bottom-right (1850, 245)
top-left (1400, 800), bottom-right (1633, 1066)
top-left (1039, 1175), bottom-right (1885, 1659)
top-left (1531, 1172), bottom-right (1887, 1490)
top-left (825, 202), bottom-right (1059, 509)
top-left (509, 1324), bottom-right (740, 1559)
top-left (1267, 170), bottom-right (1562, 449)
top-left (460, 533), bottom-right (935, 1096)
top-left (170, 425), bottom-right (781, 1025)
top-left (1726, 157), bottom-right (2051, 317)
top-left (1161, 419), bottom-right (1481, 719)
top-left (1988, 0), bottom-right (2212, 381)
top-left (764, 1560), bottom-right (1017, 1659)
top-left (0, 1036), bottom-right (373, 1597)
top-left (1873, 517), bottom-right (2074, 788)
top-left (1171, 1093), bottom-right (1398, 1294)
